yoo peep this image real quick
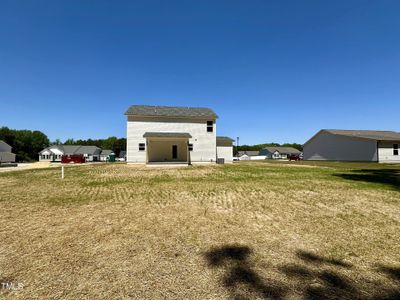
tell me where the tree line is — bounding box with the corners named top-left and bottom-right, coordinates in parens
top-left (62, 137), bottom-right (126, 157)
top-left (0, 127), bottom-right (50, 162)
top-left (0, 127), bottom-right (126, 162)
top-left (234, 143), bottom-right (303, 155)
top-left (1, 126), bottom-right (301, 162)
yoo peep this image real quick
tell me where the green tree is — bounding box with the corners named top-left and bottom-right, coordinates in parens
top-left (0, 127), bottom-right (49, 162)
top-left (64, 138), bottom-right (75, 145)
top-left (62, 136), bottom-right (126, 156)
top-left (52, 139), bottom-right (62, 145)
top-left (234, 142), bottom-right (303, 155)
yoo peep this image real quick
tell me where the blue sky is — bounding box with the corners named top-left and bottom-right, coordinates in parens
top-left (1, 0), bottom-right (399, 144)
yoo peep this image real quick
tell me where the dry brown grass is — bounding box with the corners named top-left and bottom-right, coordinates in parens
top-left (0, 162), bottom-right (399, 299)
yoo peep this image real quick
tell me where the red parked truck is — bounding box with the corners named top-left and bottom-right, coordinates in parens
top-left (288, 154), bottom-right (303, 161)
top-left (61, 154), bottom-right (86, 164)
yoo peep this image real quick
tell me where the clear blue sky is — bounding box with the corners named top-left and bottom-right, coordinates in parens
top-left (1, 0), bottom-right (399, 145)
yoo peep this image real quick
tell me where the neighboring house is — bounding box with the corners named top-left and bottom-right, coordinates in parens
top-left (39, 145), bottom-right (102, 162)
top-left (237, 151), bottom-right (266, 161)
top-left (100, 150), bottom-right (115, 161)
top-left (125, 105), bottom-right (233, 164)
top-left (216, 137), bottom-right (234, 163)
top-left (303, 129), bottom-right (400, 163)
top-left (0, 140), bottom-right (16, 163)
top-left (260, 146), bottom-right (301, 159)
top-left (118, 150), bottom-right (126, 161)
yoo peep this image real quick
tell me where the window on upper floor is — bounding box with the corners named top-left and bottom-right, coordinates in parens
top-left (394, 144), bottom-right (399, 156)
top-left (207, 121), bottom-right (213, 132)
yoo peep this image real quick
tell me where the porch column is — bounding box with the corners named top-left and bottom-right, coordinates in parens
top-left (187, 140), bottom-right (191, 165)
top-left (146, 138), bottom-right (149, 164)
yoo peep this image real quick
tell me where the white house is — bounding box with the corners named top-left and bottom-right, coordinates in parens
top-left (260, 146), bottom-right (301, 159)
top-left (100, 150), bottom-right (115, 161)
top-left (237, 151), bottom-right (266, 161)
top-left (125, 105), bottom-right (233, 164)
top-left (39, 145), bottom-right (102, 162)
top-left (303, 129), bottom-right (400, 163)
top-left (0, 140), bottom-right (16, 163)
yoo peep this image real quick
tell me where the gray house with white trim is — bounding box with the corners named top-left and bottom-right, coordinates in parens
top-left (260, 146), bottom-right (301, 159)
top-left (39, 145), bottom-right (102, 162)
top-left (237, 151), bottom-right (265, 160)
top-left (303, 129), bottom-right (400, 163)
top-left (125, 105), bottom-right (233, 164)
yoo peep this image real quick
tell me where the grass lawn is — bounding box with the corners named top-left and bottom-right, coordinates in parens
top-left (0, 161), bottom-right (399, 299)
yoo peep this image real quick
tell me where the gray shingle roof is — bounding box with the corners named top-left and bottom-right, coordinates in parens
top-left (61, 145), bottom-right (81, 155)
top-left (73, 146), bottom-right (102, 155)
top-left (324, 129), bottom-right (400, 141)
top-left (100, 150), bottom-right (114, 156)
top-left (216, 136), bottom-right (234, 146)
top-left (262, 147), bottom-right (301, 155)
top-left (143, 132), bottom-right (192, 138)
top-left (217, 136), bottom-right (234, 142)
top-left (125, 105), bottom-right (218, 119)
top-left (238, 151), bottom-right (260, 157)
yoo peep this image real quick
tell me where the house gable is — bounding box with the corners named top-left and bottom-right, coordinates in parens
top-left (0, 140), bottom-right (12, 152)
top-left (303, 131), bottom-right (378, 161)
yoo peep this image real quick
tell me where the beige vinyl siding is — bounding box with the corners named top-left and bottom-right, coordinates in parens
top-left (127, 117), bottom-right (216, 163)
top-left (216, 146), bottom-right (233, 163)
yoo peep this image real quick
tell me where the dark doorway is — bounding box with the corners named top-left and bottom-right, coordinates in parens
top-left (172, 145), bottom-right (178, 159)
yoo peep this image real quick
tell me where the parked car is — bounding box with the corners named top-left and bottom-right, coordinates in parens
top-left (61, 154), bottom-right (86, 164)
top-left (288, 154), bottom-right (303, 161)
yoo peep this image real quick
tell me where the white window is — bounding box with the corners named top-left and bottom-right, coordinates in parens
top-left (394, 144), bottom-right (399, 156)
top-left (139, 143), bottom-right (145, 151)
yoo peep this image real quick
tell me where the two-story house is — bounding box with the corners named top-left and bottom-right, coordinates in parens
top-left (125, 105), bottom-right (233, 164)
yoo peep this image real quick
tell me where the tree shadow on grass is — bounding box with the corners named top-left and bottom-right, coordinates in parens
top-left (204, 246), bottom-right (400, 300)
top-left (378, 265), bottom-right (400, 281)
top-left (296, 250), bottom-right (352, 268)
top-left (204, 245), bottom-right (286, 299)
top-left (285, 251), bottom-right (357, 300)
top-left (334, 169), bottom-right (400, 191)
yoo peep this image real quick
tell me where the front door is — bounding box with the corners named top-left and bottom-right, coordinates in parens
top-left (172, 145), bottom-right (178, 159)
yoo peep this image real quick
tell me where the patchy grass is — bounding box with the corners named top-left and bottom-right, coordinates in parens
top-left (0, 162), bottom-right (399, 299)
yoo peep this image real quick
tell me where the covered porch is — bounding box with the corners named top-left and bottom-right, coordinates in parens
top-left (143, 132), bottom-right (192, 165)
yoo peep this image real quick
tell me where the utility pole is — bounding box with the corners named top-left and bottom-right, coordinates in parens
top-left (236, 136), bottom-right (239, 160)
